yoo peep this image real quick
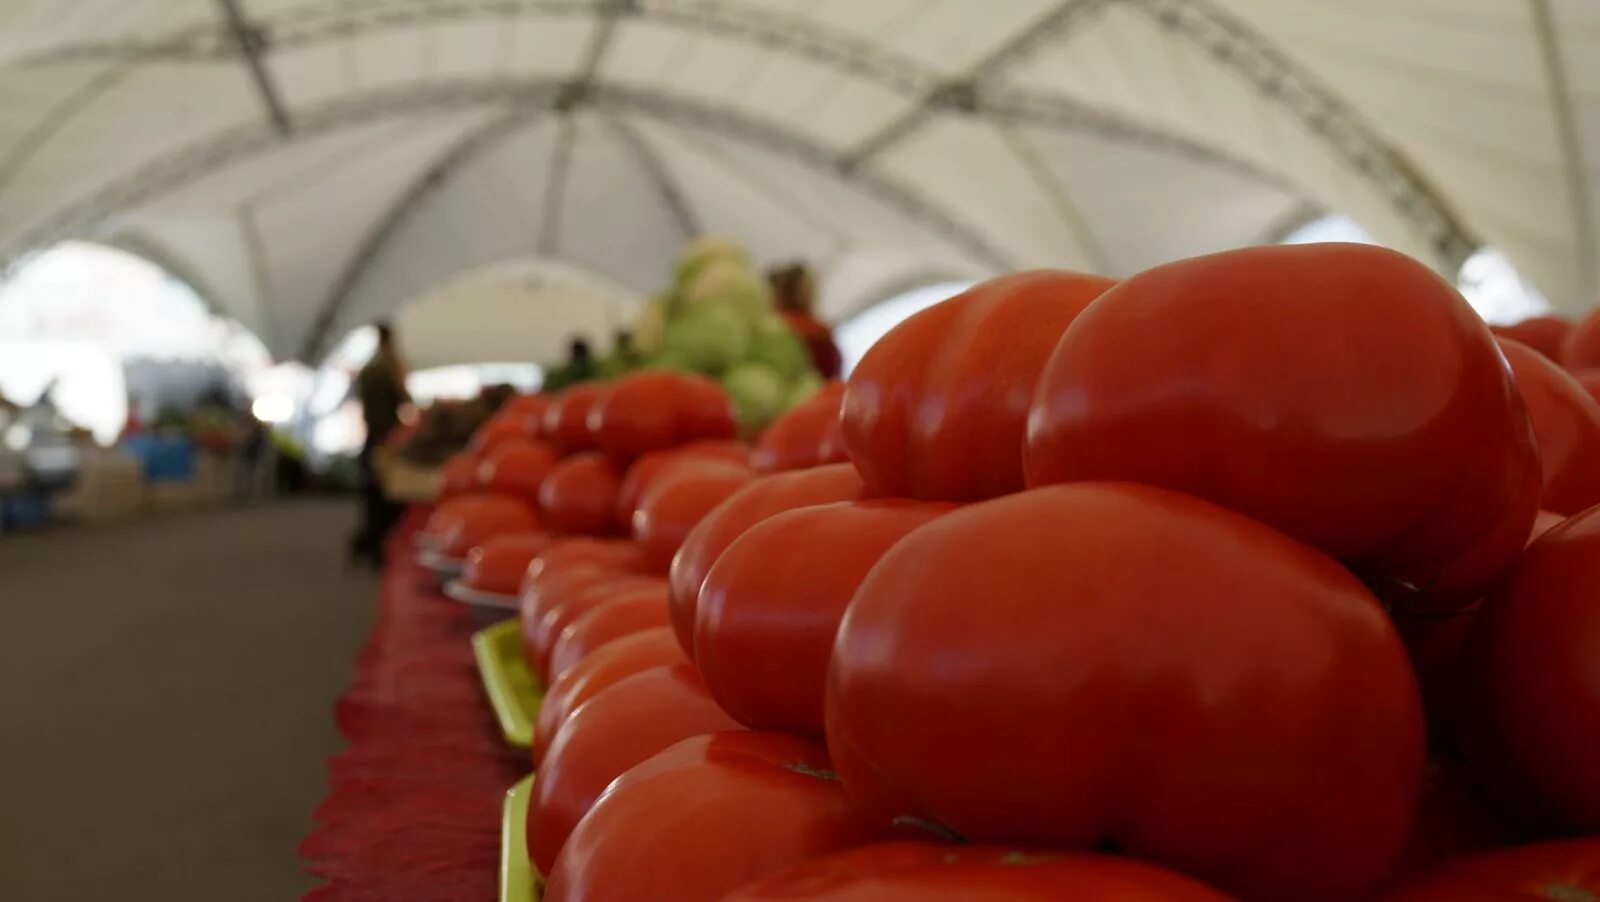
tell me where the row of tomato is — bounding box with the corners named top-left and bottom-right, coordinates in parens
top-left (421, 241), bottom-right (1599, 901)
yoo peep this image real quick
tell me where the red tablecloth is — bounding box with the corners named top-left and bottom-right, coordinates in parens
top-left (299, 508), bottom-right (527, 901)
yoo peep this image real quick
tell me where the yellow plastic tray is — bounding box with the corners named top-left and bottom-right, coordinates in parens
top-left (501, 775), bottom-right (542, 902)
top-left (473, 620), bottom-right (543, 749)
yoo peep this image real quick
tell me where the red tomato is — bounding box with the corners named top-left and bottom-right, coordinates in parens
top-left (538, 452), bottom-right (623, 536)
top-left (1026, 244), bottom-right (1540, 614)
top-left (497, 393), bottom-right (552, 433)
top-left (1378, 840), bottom-right (1600, 901)
top-left (1460, 507), bottom-right (1600, 833)
top-left (696, 500), bottom-right (951, 735)
top-left (463, 531), bottom-right (552, 595)
top-left (1561, 306), bottom-right (1600, 370)
top-left (541, 383), bottom-right (607, 453)
top-left (427, 494), bottom-right (540, 558)
top-left (438, 451), bottom-right (480, 499)
top-left (668, 463), bottom-right (868, 657)
top-left (1392, 760), bottom-right (1511, 880)
top-left (1572, 369), bottom-right (1600, 407)
top-left (525, 572), bottom-right (664, 681)
top-left (1491, 315), bottom-right (1570, 362)
top-left (1499, 338), bottom-right (1600, 515)
top-left (522, 537), bottom-right (648, 592)
top-left (471, 415), bottom-right (528, 453)
top-left (1394, 603), bottom-right (1481, 744)
top-left (826, 483), bottom-right (1424, 901)
top-left (545, 582), bottom-right (671, 683)
top-left (532, 627), bottom-right (687, 767)
top-left (544, 731), bottom-right (870, 902)
top-left (632, 459), bottom-right (753, 571)
top-left (613, 441), bottom-right (752, 525)
top-left (724, 842), bottom-right (1233, 901)
top-left (752, 381), bottom-right (848, 472)
top-left (474, 437), bottom-right (559, 503)
top-left (528, 664), bottom-right (743, 875)
top-left (842, 270), bottom-right (1115, 501)
top-left (1530, 509), bottom-right (1566, 544)
top-left (586, 369), bottom-right (738, 463)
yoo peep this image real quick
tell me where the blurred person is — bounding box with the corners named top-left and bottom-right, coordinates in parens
top-left (770, 263), bottom-right (841, 378)
top-left (349, 321), bottom-right (410, 566)
top-left (543, 337), bottom-right (596, 391)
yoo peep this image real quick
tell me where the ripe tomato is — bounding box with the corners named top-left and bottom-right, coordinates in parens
top-left (541, 383), bottom-right (607, 453)
top-left (528, 664), bottom-right (742, 875)
top-left (842, 270), bottom-right (1115, 502)
top-left (544, 731), bottom-right (871, 902)
top-left (471, 415), bottom-right (529, 453)
top-left (1498, 338), bottom-right (1600, 515)
top-left (668, 463), bottom-right (867, 657)
top-left (1391, 759), bottom-right (1511, 880)
top-left (522, 537), bottom-right (648, 592)
top-left (524, 573), bottom-right (664, 681)
top-left (826, 483), bottom-right (1423, 901)
top-left (1378, 840), bottom-right (1600, 901)
top-left (632, 458), bottom-right (753, 571)
top-left (427, 494), bottom-right (540, 558)
top-left (1460, 507), bottom-right (1600, 833)
top-left (463, 531), bottom-right (552, 595)
top-left (496, 393), bottom-right (551, 434)
top-left (1562, 306), bottom-right (1600, 370)
top-left (1026, 243), bottom-right (1540, 613)
top-left (696, 500), bottom-right (951, 734)
top-left (586, 369), bottom-right (738, 463)
top-left (532, 627), bottom-right (687, 767)
top-left (724, 842), bottom-right (1233, 901)
top-left (474, 437), bottom-right (559, 503)
top-left (545, 583), bottom-right (671, 682)
top-left (1572, 369), bottom-right (1600, 407)
top-left (615, 444), bottom-right (742, 525)
top-left (1530, 509), bottom-right (1566, 543)
top-left (1394, 603), bottom-right (1480, 744)
top-left (1491, 315), bottom-right (1570, 362)
top-left (752, 381), bottom-right (848, 472)
top-left (438, 451), bottom-right (481, 499)
top-left (538, 452), bottom-right (623, 536)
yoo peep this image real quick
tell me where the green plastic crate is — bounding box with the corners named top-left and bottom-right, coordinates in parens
top-left (501, 775), bottom-right (541, 901)
top-left (473, 620), bottom-right (543, 748)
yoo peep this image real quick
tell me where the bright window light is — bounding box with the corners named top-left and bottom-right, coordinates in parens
top-left (1457, 247), bottom-right (1553, 325)
top-left (251, 395), bottom-right (295, 424)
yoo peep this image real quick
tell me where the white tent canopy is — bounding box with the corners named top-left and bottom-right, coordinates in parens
top-left (393, 257), bottom-right (641, 370)
top-left (0, 0), bottom-right (1595, 362)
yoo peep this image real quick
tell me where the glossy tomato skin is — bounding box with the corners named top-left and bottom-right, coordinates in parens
top-left (723, 842), bottom-right (1235, 902)
top-left (753, 381), bottom-right (848, 472)
top-left (1562, 306), bottom-right (1600, 370)
top-left (463, 532), bottom-right (553, 595)
top-left (1378, 839), bottom-right (1600, 901)
top-left (545, 583), bottom-right (671, 683)
top-left (826, 483), bottom-right (1424, 902)
top-left (1498, 339), bottom-right (1600, 515)
top-left (1491, 315), bottom-right (1570, 362)
top-left (438, 451), bottom-right (481, 499)
top-left (428, 494), bottom-right (541, 558)
top-left (1460, 506), bottom-right (1600, 833)
top-left (615, 441), bottom-right (753, 524)
top-left (632, 458), bottom-right (753, 571)
top-left (526, 573), bottom-right (665, 681)
top-left (842, 270), bottom-right (1115, 502)
top-left (543, 731), bottom-right (872, 902)
top-left (527, 664), bottom-right (742, 875)
top-left (471, 415), bottom-right (528, 454)
top-left (532, 627), bottom-right (687, 767)
top-left (542, 383), bottom-right (607, 454)
top-left (1572, 369), bottom-right (1600, 407)
top-left (1026, 244), bottom-right (1540, 613)
top-left (475, 437), bottom-right (559, 503)
top-left (497, 393), bottom-right (552, 434)
top-left (538, 452), bottom-right (623, 536)
top-left (696, 500), bottom-right (952, 735)
top-left (667, 463), bottom-right (868, 658)
top-left (587, 370), bottom-right (738, 463)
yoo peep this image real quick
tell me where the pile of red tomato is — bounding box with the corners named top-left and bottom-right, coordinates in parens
top-left (422, 243), bottom-right (1600, 901)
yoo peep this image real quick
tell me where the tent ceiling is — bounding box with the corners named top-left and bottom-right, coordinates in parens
top-left (0, 0), bottom-right (1595, 362)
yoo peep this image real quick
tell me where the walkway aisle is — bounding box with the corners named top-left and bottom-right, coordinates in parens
top-left (2, 500), bottom-right (376, 902)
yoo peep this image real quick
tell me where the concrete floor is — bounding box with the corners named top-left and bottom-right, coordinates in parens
top-left (1, 500), bottom-right (376, 902)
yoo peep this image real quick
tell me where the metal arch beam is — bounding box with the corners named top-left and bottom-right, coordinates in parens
top-left (538, 113), bottom-right (577, 256)
top-left (216, 0), bottom-right (293, 136)
top-left (601, 113), bottom-right (704, 240)
top-left (299, 104), bottom-right (552, 360)
top-left (1529, 0), bottom-right (1596, 300)
top-left (840, 0), bottom-right (1111, 170)
top-left (1126, 0), bottom-right (1477, 267)
top-left (995, 126), bottom-right (1111, 275)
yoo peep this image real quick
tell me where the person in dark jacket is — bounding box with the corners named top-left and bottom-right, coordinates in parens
top-left (349, 322), bottom-right (410, 566)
